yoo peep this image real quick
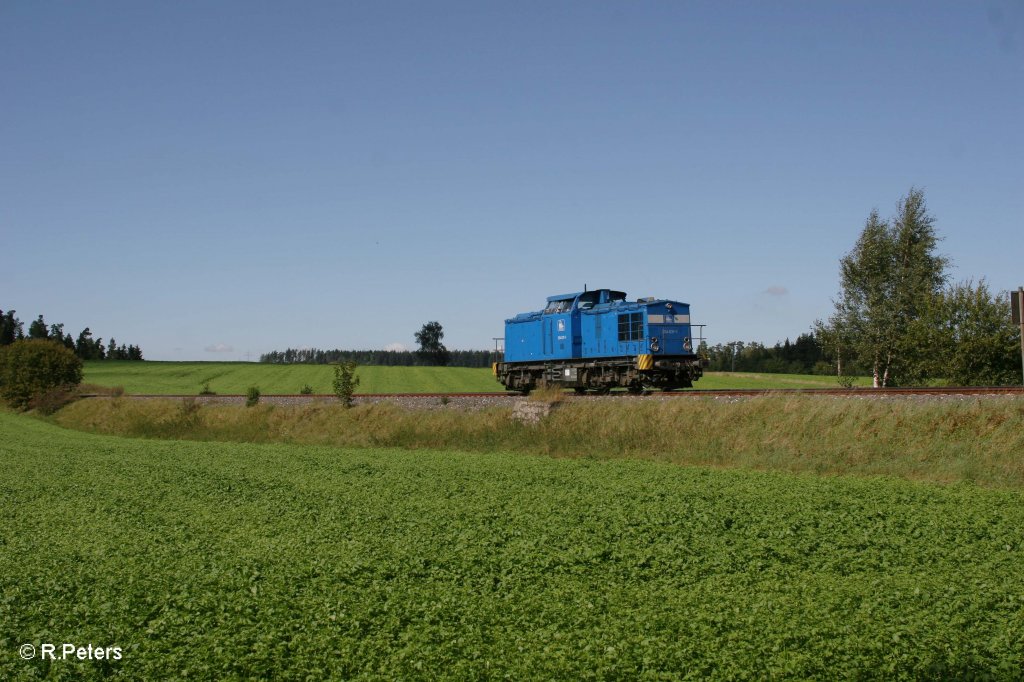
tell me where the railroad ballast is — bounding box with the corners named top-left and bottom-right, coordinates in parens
top-left (494, 288), bottom-right (705, 394)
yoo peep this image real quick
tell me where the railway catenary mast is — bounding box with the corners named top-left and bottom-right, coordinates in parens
top-left (494, 288), bottom-right (705, 394)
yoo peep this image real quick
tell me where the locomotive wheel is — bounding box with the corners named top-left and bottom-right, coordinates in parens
top-left (627, 382), bottom-right (644, 395)
top-left (574, 387), bottom-right (587, 395)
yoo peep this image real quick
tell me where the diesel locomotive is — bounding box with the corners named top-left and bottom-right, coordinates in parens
top-left (494, 288), bottom-right (704, 393)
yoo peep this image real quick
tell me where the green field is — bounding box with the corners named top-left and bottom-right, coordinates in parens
top-left (82, 361), bottom-right (869, 394)
top-left (82, 361), bottom-right (502, 394)
top-left (2, 410), bottom-right (1023, 679)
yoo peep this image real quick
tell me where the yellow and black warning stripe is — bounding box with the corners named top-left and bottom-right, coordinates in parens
top-left (637, 354), bottom-right (653, 370)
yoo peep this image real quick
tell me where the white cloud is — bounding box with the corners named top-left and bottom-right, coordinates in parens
top-left (384, 342), bottom-right (408, 352)
top-left (763, 286), bottom-right (789, 296)
top-left (204, 343), bottom-right (234, 353)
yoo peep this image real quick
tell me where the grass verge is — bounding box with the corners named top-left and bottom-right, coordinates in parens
top-left (54, 395), bottom-right (1024, 488)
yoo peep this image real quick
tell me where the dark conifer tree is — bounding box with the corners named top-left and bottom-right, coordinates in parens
top-left (28, 315), bottom-right (48, 339)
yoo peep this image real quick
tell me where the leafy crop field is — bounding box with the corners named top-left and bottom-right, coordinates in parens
top-left (82, 361), bottom-right (868, 394)
top-left (2, 411), bottom-right (1022, 679)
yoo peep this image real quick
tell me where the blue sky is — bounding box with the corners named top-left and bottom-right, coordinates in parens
top-left (2, 1), bottom-right (1021, 360)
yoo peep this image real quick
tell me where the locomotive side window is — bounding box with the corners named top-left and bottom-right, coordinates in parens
top-left (617, 313), bottom-right (642, 341)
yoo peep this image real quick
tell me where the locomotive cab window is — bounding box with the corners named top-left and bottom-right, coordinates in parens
top-left (617, 313), bottom-right (643, 341)
top-left (544, 299), bottom-right (571, 314)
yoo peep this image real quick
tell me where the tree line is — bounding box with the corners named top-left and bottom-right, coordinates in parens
top-left (702, 189), bottom-right (1019, 386)
top-left (0, 309), bottom-right (143, 361)
top-left (259, 348), bottom-right (496, 368)
top-left (815, 188), bottom-right (1018, 386)
top-left (700, 333), bottom-right (830, 375)
top-left (261, 322), bottom-right (493, 367)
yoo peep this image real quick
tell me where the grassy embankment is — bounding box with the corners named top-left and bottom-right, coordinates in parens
top-left (3, 410), bottom-right (1023, 679)
top-left (83, 360), bottom-right (870, 394)
top-left (56, 394), bottom-right (1024, 488)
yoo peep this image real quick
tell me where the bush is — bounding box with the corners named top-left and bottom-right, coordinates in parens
top-left (245, 386), bottom-right (261, 407)
top-left (299, 384), bottom-right (313, 395)
top-left (199, 382), bottom-right (216, 396)
top-left (27, 386), bottom-right (78, 415)
top-left (0, 339), bottom-right (83, 410)
top-left (332, 362), bottom-right (360, 408)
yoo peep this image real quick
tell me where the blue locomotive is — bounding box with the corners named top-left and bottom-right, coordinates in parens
top-left (494, 288), bottom-right (704, 393)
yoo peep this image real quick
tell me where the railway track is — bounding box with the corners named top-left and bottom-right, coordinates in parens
top-left (655, 386), bottom-right (1024, 397)
top-left (98, 386), bottom-right (1024, 399)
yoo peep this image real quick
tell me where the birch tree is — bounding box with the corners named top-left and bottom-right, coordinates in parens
top-left (822, 189), bottom-right (948, 387)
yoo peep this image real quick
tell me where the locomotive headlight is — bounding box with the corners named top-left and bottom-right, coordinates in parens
top-left (683, 337), bottom-right (692, 351)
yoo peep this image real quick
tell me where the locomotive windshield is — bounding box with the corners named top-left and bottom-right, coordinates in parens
top-left (544, 299), bottom-right (572, 314)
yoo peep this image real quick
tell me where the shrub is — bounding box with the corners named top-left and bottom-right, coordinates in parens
top-left (78, 383), bottom-right (125, 397)
top-left (0, 339), bottom-right (83, 410)
top-left (27, 386), bottom-right (78, 415)
top-left (528, 384), bottom-right (566, 404)
top-left (199, 382), bottom-right (216, 396)
top-left (299, 384), bottom-right (313, 395)
top-left (177, 398), bottom-right (201, 429)
top-left (332, 362), bottom-right (360, 408)
top-left (246, 386), bottom-right (261, 407)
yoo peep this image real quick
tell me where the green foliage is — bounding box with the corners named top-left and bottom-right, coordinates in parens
top-left (261, 347), bottom-right (494, 368)
top-left (822, 191), bottom-right (1020, 387)
top-left (0, 308), bottom-right (24, 344)
top-left (703, 334), bottom-right (826, 374)
top-left (27, 314), bottom-right (48, 339)
top-left (26, 386), bottom-right (78, 415)
top-left (4, 410), bottom-right (1024, 679)
top-left (0, 339), bottom-right (83, 409)
top-left (332, 361), bottom-right (360, 407)
top-left (912, 280), bottom-right (1021, 386)
top-left (75, 327), bottom-right (106, 360)
top-left (47, 322), bottom-right (76, 351)
top-left (2, 305), bottom-right (141, 356)
top-left (415, 321), bottom-right (451, 366)
top-left (822, 189), bottom-right (950, 387)
top-left (245, 386), bottom-right (261, 407)
top-left (299, 384), bottom-right (314, 395)
top-left (105, 338), bottom-right (144, 361)
top-left (199, 382), bottom-right (216, 395)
